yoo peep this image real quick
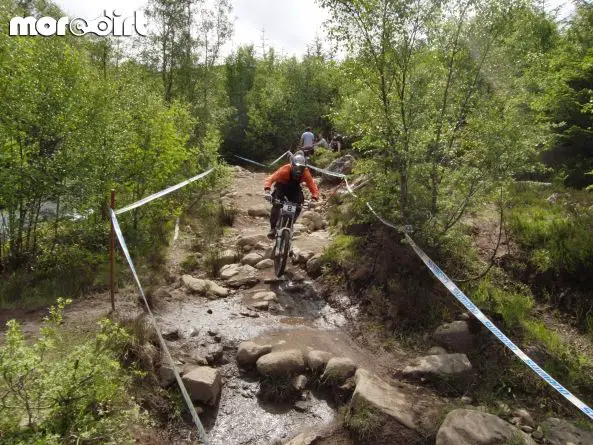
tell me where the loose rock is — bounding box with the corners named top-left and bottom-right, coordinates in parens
top-left (241, 252), bottom-right (263, 266)
top-left (205, 344), bottom-right (224, 364)
top-left (219, 264), bottom-right (241, 280)
top-left (306, 254), bottom-right (324, 278)
top-left (427, 346), bottom-right (448, 355)
top-left (433, 321), bottom-right (475, 354)
top-left (251, 301), bottom-right (269, 311)
top-left (402, 353), bottom-right (472, 381)
top-left (181, 366), bottom-right (222, 406)
top-left (157, 364), bottom-right (176, 388)
top-left (540, 418), bottom-right (593, 445)
top-left (252, 291), bottom-right (277, 302)
top-left (322, 357), bottom-right (357, 383)
top-left (306, 350), bottom-right (332, 373)
top-left (182, 275), bottom-right (229, 298)
top-left (236, 341), bottom-right (273, 367)
top-left (293, 374), bottom-right (308, 391)
top-left (255, 259), bottom-right (274, 269)
top-left (256, 349), bottom-right (305, 377)
top-left (219, 250), bottom-right (238, 266)
top-left (248, 206), bottom-right (271, 217)
top-left (300, 211), bottom-right (324, 231)
top-left (227, 265), bottom-right (259, 288)
top-left (237, 234), bottom-right (268, 249)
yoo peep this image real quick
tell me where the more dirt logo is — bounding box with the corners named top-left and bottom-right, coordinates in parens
top-left (9, 10), bottom-right (148, 37)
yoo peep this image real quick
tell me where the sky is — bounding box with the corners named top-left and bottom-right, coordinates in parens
top-left (52, 0), bottom-right (574, 59)
top-left (52, 0), bottom-right (330, 58)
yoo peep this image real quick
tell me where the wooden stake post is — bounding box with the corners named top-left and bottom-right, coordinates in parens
top-left (110, 189), bottom-right (115, 311)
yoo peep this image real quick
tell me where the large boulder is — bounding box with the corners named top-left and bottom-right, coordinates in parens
top-left (321, 155), bottom-right (356, 184)
top-left (352, 369), bottom-right (439, 439)
top-left (402, 354), bottom-right (473, 382)
top-left (436, 409), bottom-right (536, 445)
top-left (433, 321), bottom-right (475, 354)
top-left (181, 275), bottom-right (228, 298)
top-left (541, 417), bottom-right (593, 445)
top-left (322, 357), bottom-right (357, 383)
top-left (181, 366), bottom-right (222, 406)
top-left (237, 341), bottom-right (273, 367)
top-left (256, 349), bottom-right (305, 377)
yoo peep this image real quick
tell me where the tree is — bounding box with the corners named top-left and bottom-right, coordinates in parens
top-left (321, 0), bottom-right (543, 242)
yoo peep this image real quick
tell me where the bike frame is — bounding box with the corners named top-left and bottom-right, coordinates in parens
top-left (274, 198), bottom-right (299, 248)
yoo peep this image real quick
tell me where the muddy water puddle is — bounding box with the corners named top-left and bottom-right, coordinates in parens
top-left (156, 281), bottom-right (355, 444)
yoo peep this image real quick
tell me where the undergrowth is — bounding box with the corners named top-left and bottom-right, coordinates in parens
top-left (0, 299), bottom-right (148, 444)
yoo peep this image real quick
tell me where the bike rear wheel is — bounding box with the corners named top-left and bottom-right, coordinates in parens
top-left (274, 230), bottom-right (291, 277)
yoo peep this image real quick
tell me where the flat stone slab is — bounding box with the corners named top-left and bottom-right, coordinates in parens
top-left (352, 369), bottom-right (439, 436)
top-left (436, 409), bottom-right (536, 445)
top-left (402, 353), bottom-right (472, 380)
top-left (541, 417), bottom-right (593, 445)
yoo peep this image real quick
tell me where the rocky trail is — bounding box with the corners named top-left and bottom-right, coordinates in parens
top-left (4, 164), bottom-right (593, 445)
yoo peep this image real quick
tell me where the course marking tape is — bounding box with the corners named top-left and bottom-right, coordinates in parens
top-left (269, 151), bottom-right (292, 165)
top-left (232, 152), bottom-right (593, 420)
top-left (404, 233), bottom-right (593, 420)
top-left (233, 155), bottom-right (270, 169)
top-left (116, 168), bottom-right (215, 215)
top-left (110, 210), bottom-right (211, 443)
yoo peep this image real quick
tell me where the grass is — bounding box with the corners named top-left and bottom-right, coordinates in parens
top-left (257, 374), bottom-right (301, 403)
top-left (507, 183), bottom-right (593, 276)
top-left (340, 400), bottom-right (385, 441)
top-left (181, 254), bottom-right (199, 274)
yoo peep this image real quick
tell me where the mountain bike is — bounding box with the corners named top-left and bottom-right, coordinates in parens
top-left (270, 197), bottom-right (304, 277)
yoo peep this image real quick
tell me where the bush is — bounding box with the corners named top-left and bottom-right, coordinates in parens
top-left (508, 186), bottom-right (593, 276)
top-left (0, 299), bottom-right (147, 444)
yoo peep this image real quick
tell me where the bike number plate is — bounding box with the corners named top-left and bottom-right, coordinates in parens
top-left (282, 203), bottom-right (296, 215)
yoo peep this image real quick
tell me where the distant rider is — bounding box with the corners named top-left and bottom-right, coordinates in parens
top-left (264, 151), bottom-right (319, 240)
top-left (299, 127), bottom-right (315, 157)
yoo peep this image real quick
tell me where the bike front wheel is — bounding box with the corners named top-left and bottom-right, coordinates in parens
top-left (274, 230), bottom-right (291, 277)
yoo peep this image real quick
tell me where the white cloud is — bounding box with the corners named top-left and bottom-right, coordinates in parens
top-left (52, 0), bottom-right (330, 58)
top-left (51, 0), bottom-right (575, 59)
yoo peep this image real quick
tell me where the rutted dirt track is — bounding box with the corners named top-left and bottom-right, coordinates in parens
top-left (6, 165), bottom-right (593, 445)
top-left (157, 166), bottom-right (410, 444)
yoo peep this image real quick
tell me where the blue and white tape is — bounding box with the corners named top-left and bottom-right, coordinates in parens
top-left (235, 152), bottom-right (593, 420)
top-left (110, 210), bottom-right (211, 443)
top-left (233, 155), bottom-right (270, 169)
top-left (404, 234), bottom-right (593, 420)
top-left (116, 168), bottom-right (215, 215)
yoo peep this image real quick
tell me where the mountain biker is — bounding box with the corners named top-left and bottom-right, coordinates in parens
top-left (299, 127), bottom-right (315, 158)
top-left (264, 151), bottom-right (319, 240)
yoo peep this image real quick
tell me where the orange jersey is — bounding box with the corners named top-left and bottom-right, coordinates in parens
top-left (264, 164), bottom-right (319, 200)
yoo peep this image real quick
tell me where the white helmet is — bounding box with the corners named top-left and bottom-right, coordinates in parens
top-left (291, 151), bottom-right (307, 178)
